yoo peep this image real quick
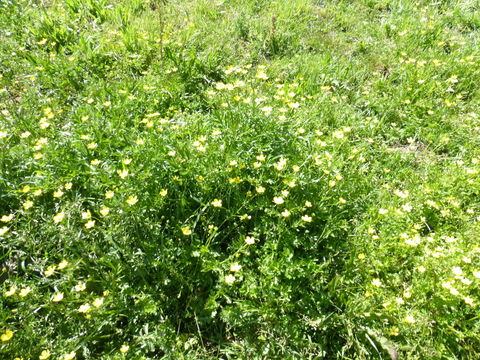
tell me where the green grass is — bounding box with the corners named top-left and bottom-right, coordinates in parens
top-left (1, 0), bottom-right (480, 358)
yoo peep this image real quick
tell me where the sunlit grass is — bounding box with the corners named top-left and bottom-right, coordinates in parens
top-left (1, 0), bottom-right (480, 358)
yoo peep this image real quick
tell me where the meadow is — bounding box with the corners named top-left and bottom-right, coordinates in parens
top-left (1, 0), bottom-right (480, 358)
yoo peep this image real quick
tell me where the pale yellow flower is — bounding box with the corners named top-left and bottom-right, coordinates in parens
top-left (464, 297), bottom-right (474, 305)
top-left (159, 189), bottom-right (168, 197)
top-left (44, 266), bottom-right (55, 277)
top-left (53, 212), bottom-right (65, 223)
top-left (23, 200), bottom-right (34, 210)
top-left (84, 220), bottom-right (95, 229)
top-left (301, 215), bottom-right (312, 223)
top-left (256, 186), bottom-right (265, 194)
top-left (211, 199), bottom-right (222, 207)
top-left (126, 196), bottom-right (138, 206)
top-left (181, 226), bottom-right (192, 236)
top-left (74, 282), bottom-right (86, 292)
top-left (57, 260), bottom-right (68, 270)
top-left (120, 344), bottom-right (130, 353)
top-left (100, 207), bottom-right (110, 216)
top-left (1, 214), bottom-right (14, 222)
top-left (117, 169), bottom-right (129, 179)
top-left (245, 236), bottom-right (255, 245)
top-left (224, 274), bottom-right (236, 284)
top-left (52, 292), bottom-right (64, 302)
top-left (39, 350), bottom-right (51, 359)
top-left (19, 287), bottom-right (31, 297)
top-left (63, 351), bottom-right (76, 360)
top-left (78, 303), bottom-right (91, 313)
top-left (230, 263), bottom-right (242, 272)
top-left (93, 297), bottom-right (104, 308)
top-left (5, 286), bottom-right (16, 297)
top-left (273, 196), bottom-right (284, 205)
top-left (1, 330), bottom-right (13, 342)
top-left (105, 191), bottom-right (115, 199)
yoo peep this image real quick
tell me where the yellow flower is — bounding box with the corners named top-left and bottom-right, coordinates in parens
top-left (105, 191), bottom-right (115, 199)
top-left (281, 209), bottom-right (291, 218)
top-left (245, 236), bottom-right (255, 245)
top-left (224, 274), bottom-right (236, 284)
top-left (464, 297), bottom-right (474, 306)
top-left (64, 182), bottom-right (73, 190)
top-left (301, 215), bottom-right (312, 222)
top-left (371, 279), bottom-right (382, 287)
top-left (1, 329), bottom-right (13, 342)
top-left (181, 226), bottom-right (192, 236)
top-left (19, 287), bottom-right (31, 297)
top-left (74, 282), bottom-right (86, 292)
top-left (1, 214), bottom-right (14, 222)
top-left (117, 169), bottom-right (129, 179)
top-left (256, 186), bottom-right (265, 194)
top-left (93, 297), bottom-right (104, 308)
top-left (5, 286), bottom-right (16, 297)
top-left (0, 226), bottom-right (9, 236)
top-left (63, 351), bottom-right (76, 360)
top-left (53, 212), bottom-right (65, 223)
top-left (23, 200), bottom-right (34, 209)
top-left (126, 196), bottom-right (138, 206)
top-left (81, 210), bottom-right (92, 220)
top-left (120, 344), bottom-right (130, 353)
top-left (44, 265), bottom-right (55, 277)
top-left (84, 220), bottom-right (95, 229)
top-left (87, 142), bottom-right (98, 150)
top-left (211, 199), bottom-right (222, 207)
top-left (39, 350), bottom-right (51, 359)
top-left (100, 206), bottom-right (110, 216)
top-left (52, 292), bottom-right (64, 302)
top-left (57, 260), bottom-right (68, 270)
top-left (230, 263), bottom-right (242, 272)
top-left (273, 196), bottom-right (284, 205)
top-left (53, 189), bottom-right (64, 198)
top-left (78, 303), bottom-right (91, 313)
top-left (159, 189), bottom-right (168, 197)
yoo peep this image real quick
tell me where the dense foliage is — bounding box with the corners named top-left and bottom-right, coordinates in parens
top-left (1, 0), bottom-right (480, 358)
